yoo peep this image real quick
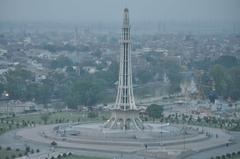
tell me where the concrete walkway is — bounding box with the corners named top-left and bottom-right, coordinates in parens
top-left (16, 124), bottom-right (232, 156)
top-left (16, 151), bottom-right (71, 159)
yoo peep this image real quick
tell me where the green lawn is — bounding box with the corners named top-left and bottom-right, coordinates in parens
top-left (0, 123), bottom-right (20, 135)
top-left (65, 155), bottom-right (110, 159)
top-left (5, 111), bottom-right (110, 125)
top-left (0, 111), bottom-right (110, 134)
top-left (9, 112), bottom-right (87, 124)
top-left (0, 148), bottom-right (24, 159)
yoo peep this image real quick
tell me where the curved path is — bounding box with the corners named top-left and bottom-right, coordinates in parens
top-left (0, 123), bottom-right (236, 159)
top-left (185, 131), bottom-right (240, 159)
top-left (15, 123), bottom-right (232, 158)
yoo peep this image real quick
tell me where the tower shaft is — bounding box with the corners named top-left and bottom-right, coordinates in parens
top-left (115, 8), bottom-right (136, 110)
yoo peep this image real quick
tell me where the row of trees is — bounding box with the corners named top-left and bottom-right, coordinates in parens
top-left (194, 55), bottom-right (240, 100)
top-left (0, 145), bottom-right (40, 159)
top-left (1, 68), bottom-right (53, 104)
top-left (210, 64), bottom-right (240, 100)
top-left (210, 150), bottom-right (240, 159)
top-left (143, 103), bottom-right (240, 131)
top-left (1, 67), bottom-right (107, 108)
top-left (162, 113), bottom-right (240, 131)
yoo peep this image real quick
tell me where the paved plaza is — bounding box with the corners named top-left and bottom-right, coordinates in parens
top-left (11, 122), bottom-right (233, 159)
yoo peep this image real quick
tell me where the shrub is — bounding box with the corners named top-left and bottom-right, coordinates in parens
top-left (51, 141), bottom-right (57, 146)
top-left (18, 153), bottom-right (23, 157)
top-left (237, 151), bottom-right (240, 155)
top-left (5, 156), bottom-right (9, 159)
top-left (25, 146), bottom-right (30, 152)
top-left (31, 149), bottom-right (34, 154)
top-left (221, 155), bottom-right (225, 159)
top-left (51, 157), bottom-right (55, 159)
top-left (0, 146), bottom-right (2, 150)
top-left (36, 149), bottom-right (40, 153)
top-left (87, 112), bottom-right (98, 118)
top-left (62, 153), bottom-right (67, 157)
top-left (6, 147), bottom-right (11, 151)
top-left (232, 152), bottom-right (236, 156)
top-left (57, 154), bottom-right (61, 158)
top-left (16, 148), bottom-right (20, 151)
top-left (11, 154), bottom-right (16, 159)
top-left (68, 152), bottom-right (72, 156)
top-left (216, 156), bottom-right (220, 159)
top-left (226, 153), bottom-right (231, 158)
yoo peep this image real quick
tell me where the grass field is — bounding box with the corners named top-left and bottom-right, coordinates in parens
top-left (211, 154), bottom-right (240, 159)
top-left (65, 155), bottom-right (109, 159)
top-left (231, 155), bottom-right (240, 159)
top-left (0, 111), bottom-right (110, 134)
top-left (5, 111), bottom-right (110, 124)
top-left (0, 148), bottom-right (24, 159)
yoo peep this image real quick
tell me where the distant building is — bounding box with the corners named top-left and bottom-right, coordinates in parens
top-left (0, 100), bottom-right (38, 114)
top-left (82, 66), bottom-right (97, 74)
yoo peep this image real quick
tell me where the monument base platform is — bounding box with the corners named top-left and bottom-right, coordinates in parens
top-left (104, 109), bottom-right (144, 130)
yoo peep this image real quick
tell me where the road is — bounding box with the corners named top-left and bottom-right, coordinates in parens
top-left (0, 129), bottom-right (155, 159)
top-left (1, 125), bottom-right (239, 159)
top-left (185, 131), bottom-right (240, 159)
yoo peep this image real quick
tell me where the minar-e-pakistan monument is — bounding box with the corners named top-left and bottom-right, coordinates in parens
top-left (104, 8), bottom-right (144, 130)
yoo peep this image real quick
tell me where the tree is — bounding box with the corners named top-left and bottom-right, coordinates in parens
top-left (25, 146), bottom-right (30, 153)
top-left (228, 66), bottom-right (240, 100)
top-left (51, 141), bottom-right (57, 146)
top-left (215, 55), bottom-right (239, 68)
top-left (5, 68), bottom-right (34, 100)
top-left (146, 104), bottom-right (164, 122)
top-left (165, 62), bottom-right (182, 94)
top-left (92, 49), bottom-right (102, 59)
top-left (136, 69), bottom-right (154, 84)
top-left (64, 79), bottom-right (102, 109)
top-left (40, 113), bottom-right (50, 124)
top-left (50, 55), bottom-right (73, 69)
top-left (0, 83), bottom-right (4, 95)
top-left (210, 65), bottom-right (228, 96)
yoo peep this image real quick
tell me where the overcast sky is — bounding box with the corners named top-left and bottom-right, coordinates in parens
top-left (0, 0), bottom-right (240, 23)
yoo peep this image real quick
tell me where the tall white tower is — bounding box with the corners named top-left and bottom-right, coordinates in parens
top-left (104, 8), bottom-right (143, 130)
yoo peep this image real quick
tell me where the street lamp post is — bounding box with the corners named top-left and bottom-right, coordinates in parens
top-left (5, 92), bottom-right (9, 117)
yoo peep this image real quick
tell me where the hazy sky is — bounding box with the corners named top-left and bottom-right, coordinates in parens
top-left (0, 0), bottom-right (240, 23)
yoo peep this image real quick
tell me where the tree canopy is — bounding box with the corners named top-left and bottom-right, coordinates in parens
top-left (146, 104), bottom-right (164, 122)
top-left (215, 55), bottom-right (239, 68)
top-left (64, 79), bottom-right (103, 109)
top-left (195, 55), bottom-right (240, 101)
